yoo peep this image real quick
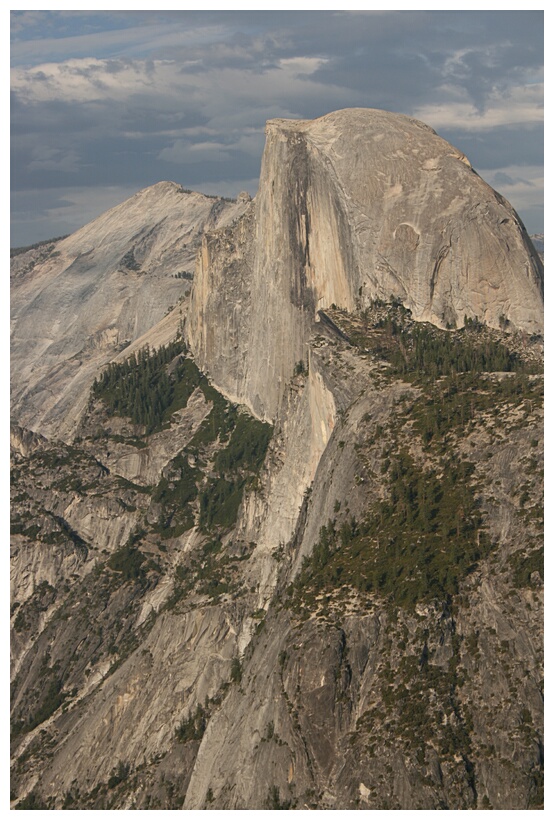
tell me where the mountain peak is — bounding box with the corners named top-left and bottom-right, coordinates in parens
top-left (10, 182), bottom-right (249, 440)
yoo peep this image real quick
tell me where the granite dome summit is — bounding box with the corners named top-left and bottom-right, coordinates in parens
top-left (189, 107), bottom-right (543, 421)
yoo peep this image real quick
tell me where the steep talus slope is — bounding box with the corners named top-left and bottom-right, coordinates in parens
top-left (189, 108), bottom-right (543, 422)
top-left (11, 109), bottom-right (543, 810)
top-left (11, 182), bottom-right (249, 440)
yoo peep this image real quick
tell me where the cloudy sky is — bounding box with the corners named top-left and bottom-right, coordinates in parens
top-left (10, 9), bottom-right (544, 247)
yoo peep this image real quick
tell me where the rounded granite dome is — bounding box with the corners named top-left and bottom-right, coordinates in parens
top-left (189, 107), bottom-right (543, 422)
top-left (262, 107), bottom-right (543, 333)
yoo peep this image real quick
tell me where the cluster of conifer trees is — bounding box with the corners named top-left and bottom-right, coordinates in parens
top-left (290, 308), bottom-right (542, 612)
top-left (92, 341), bottom-right (198, 434)
top-left (375, 318), bottom-right (525, 379)
top-left (293, 450), bottom-right (486, 609)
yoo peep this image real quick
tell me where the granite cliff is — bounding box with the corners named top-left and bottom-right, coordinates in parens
top-left (11, 109), bottom-right (543, 810)
top-left (188, 109), bottom-right (543, 422)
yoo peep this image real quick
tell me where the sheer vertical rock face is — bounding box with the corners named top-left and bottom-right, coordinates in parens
top-left (187, 207), bottom-right (256, 414)
top-left (188, 108), bottom-right (543, 422)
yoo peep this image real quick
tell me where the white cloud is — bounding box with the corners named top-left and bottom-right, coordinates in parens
top-left (11, 53), bottom-right (349, 112)
top-left (278, 56), bottom-right (328, 74)
top-left (11, 58), bottom-right (173, 104)
top-left (413, 83), bottom-right (543, 131)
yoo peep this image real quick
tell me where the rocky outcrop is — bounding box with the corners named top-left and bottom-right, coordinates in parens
top-left (10, 425), bottom-right (48, 457)
top-left (189, 108), bottom-right (543, 422)
top-left (182, 338), bottom-right (543, 811)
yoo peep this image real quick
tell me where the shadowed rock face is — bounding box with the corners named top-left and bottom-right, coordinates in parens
top-left (188, 108), bottom-right (543, 422)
